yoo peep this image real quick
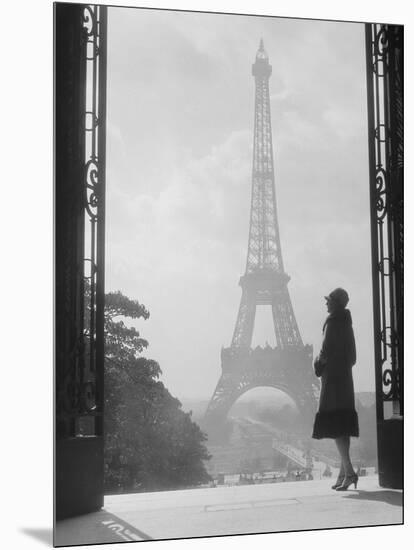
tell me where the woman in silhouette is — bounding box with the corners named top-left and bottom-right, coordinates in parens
top-left (312, 288), bottom-right (359, 491)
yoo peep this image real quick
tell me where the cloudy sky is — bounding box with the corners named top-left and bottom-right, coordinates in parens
top-left (105, 7), bottom-right (374, 402)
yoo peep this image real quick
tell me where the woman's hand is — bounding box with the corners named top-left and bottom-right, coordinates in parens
top-left (314, 354), bottom-right (326, 377)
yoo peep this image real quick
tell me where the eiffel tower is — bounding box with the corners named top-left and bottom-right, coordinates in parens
top-left (205, 40), bottom-right (317, 426)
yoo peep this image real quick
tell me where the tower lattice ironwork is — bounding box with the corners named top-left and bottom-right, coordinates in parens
top-left (205, 40), bottom-right (317, 425)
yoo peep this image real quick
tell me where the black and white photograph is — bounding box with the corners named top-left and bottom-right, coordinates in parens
top-left (51, 0), bottom-right (403, 546)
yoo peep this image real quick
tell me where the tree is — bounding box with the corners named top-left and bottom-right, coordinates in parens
top-left (103, 289), bottom-right (211, 493)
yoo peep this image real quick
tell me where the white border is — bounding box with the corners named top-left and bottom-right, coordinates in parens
top-left (1, 1), bottom-right (410, 548)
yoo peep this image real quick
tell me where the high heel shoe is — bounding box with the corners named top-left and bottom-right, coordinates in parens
top-left (331, 474), bottom-right (345, 490)
top-left (336, 474), bottom-right (358, 491)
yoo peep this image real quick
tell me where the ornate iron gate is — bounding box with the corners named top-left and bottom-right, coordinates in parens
top-left (365, 23), bottom-right (403, 489)
top-left (55, 2), bottom-right (107, 519)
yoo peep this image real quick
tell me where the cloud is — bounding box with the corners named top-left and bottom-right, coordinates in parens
top-left (107, 129), bottom-right (251, 288)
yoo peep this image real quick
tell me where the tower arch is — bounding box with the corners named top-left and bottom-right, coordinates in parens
top-left (226, 384), bottom-right (301, 420)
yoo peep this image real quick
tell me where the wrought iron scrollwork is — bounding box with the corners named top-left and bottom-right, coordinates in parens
top-left (374, 26), bottom-right (389, 56)
top-left (56, 5), bottom-right (107, 438)
top-left (82, 5), bottom-right (97, 36)
top-left (85, 158), bottom-right (100, 219)
top-left (80, 4), bottom-right (107, 435)
top-left (366, 24), bottom-right (403, 416)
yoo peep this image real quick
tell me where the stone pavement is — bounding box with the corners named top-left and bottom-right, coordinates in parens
top-left (55, 475), bottom-right (402, 546)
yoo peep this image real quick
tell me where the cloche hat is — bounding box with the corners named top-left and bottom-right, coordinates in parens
top-left (325, 287), bottom-right (349, 308)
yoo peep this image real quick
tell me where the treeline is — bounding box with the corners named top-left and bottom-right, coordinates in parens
top-left (103, 289), bottom-right (211, 493)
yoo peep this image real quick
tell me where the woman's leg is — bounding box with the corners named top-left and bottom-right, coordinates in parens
top-left (331, 460), bottom-right (345, 488)
top-left (335, 436), bottom-right (355, 476)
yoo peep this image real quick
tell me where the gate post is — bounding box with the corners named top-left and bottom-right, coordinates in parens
top-left (55, 2), bottom-right (107, 519)
top-left (365, 23), bottom-right (403, 489)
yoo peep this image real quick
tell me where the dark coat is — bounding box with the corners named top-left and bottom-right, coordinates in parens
top-left (312, 308), bottom-right (359, 439)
